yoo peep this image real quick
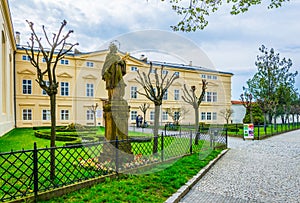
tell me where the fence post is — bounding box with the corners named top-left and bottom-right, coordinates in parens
top-left (190, 130), bottom-right (193, 154)
top-left (115, 136), bottom-right (119, 174)
top-left (161, 132), bottom-right (164, 161)
top-left (33, 142), bottom-right (38, 202)
top-left (257, 124), bottom-right (260, 140)
top-left (225, 127), bottom-right (228, 148)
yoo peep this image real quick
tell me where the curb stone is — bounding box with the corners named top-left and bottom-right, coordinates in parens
top-left (165, 149), bottom-right (229, 203)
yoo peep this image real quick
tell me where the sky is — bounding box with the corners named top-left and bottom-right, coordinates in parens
top-left (8, 0), bottom-right (300, 100)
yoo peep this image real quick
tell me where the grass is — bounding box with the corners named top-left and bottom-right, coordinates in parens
top-left (0, 127), bottom-right (153, 153)
top-left (40, 149), bottom-right (222, 203)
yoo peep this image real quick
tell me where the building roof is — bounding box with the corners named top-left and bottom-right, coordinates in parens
top-left (231, 100), bottom-right (244, 105)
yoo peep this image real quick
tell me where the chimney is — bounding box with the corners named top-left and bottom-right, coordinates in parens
top-left (189, 61), bottom-right (192, 66)
top-left (140, 54), bottom-right (147, 62)
top-left (15, 31), bottom-right (20, 45)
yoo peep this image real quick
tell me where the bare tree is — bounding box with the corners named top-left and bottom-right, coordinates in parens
top-left (166, 107), bottom-right (189, 125)
top-left (135, 62), bottom-right (179, 153)
top-left (25, 20), bottom-right (78, 180)
top-left (88, 103), bottom-right (98, 127)
top-left (139, 103), bottom-right (150, 127)
top-left (220, 108), bottom-right (234, 126)
top-left (181, 79), bottom-right (207, 144)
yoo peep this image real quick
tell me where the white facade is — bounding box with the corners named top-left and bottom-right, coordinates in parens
top-left (0, 0), bottom-right (16, 136)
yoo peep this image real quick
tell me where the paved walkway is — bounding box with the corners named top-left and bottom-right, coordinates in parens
top-left (180, 130), bottom-right (300, 203)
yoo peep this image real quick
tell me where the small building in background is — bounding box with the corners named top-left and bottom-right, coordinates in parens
top-left (231, 100), bottom-right (246, 124)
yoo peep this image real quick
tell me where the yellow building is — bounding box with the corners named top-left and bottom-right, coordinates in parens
top-left (0, 0), bottom-right (16, 136)
top-left (15, 46), bottom-right (233, 128)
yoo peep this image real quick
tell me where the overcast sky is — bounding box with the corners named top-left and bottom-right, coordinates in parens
top-left (8, 0), bottom-right (300, 100)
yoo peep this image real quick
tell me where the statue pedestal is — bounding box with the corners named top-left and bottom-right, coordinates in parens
top-left (99, 99), bottom-right (133, 164)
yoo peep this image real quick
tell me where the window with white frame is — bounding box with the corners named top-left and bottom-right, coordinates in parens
top-left (60, 82), bottom-right (69, 96)
top-left (22, 79), bottom-right (32, 94)
top-left (42, 81), bottom-right (50, 95)
top-left (162, 111), bottom-right (168, 120)
top-left (207, 92), bottom-right (212, 102)
top-left (202, 92), bottom-right (206, 102)
top-left (23, 109), bottom-right (32, 120)
top-left (61, 110), bottom-right (69, 120)
top-left (201, 112), bottom-right (206, 120)
top-left (86, 61), bottom-right (94, 67)
top-left (213, 92), bottom-right (217, 102)
top-left (86, 83), bottom-right (94, 97)
top-left (60, 59), bottom-right (69, 65)
top-left (213, 112), bottom-right (217, 120)
top-left (174, 89), bottom-right (180, 100)
top-left (42, 109), bottom-right (51, 121)
top-left (201, 74), bottom-right (206, 79)
top-left (212, 75), bottom-right (218, 80)
top-left (174, 111), bottom-right (180, 121)
top-left (131, 86), bottom-right (137, 99)
top-left (207, 112), bottom-right (212, 120)
top-left (131, 111), bottom-right (137, 121)
top-left (150, 111), bottom-right (155, 120)
top-left (163, 90), bottom-right (168, 100)
top-left (87, 110), bottom-right (94, 120)
top-left (22, 55), bottom-right (30, 61)
top-left (207, 75), bottom-right (212, 80)
top-left (131, 66), bottom-right (138, 72)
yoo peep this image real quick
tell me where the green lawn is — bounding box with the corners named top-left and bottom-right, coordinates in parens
top-left (0, 127), bottom-right (153, 153)
top-left (40, 150), bottom-right (222, 203)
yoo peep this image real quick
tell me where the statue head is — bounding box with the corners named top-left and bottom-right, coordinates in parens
top-left (109, 42), bottom-right (118, 54)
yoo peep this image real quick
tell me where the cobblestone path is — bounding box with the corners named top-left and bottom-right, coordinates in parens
top-left (180, 130), bottom-right (300, 203)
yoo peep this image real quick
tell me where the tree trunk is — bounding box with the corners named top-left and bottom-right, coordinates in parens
top-left (194, 107), bottom-right (200, 145)
top-left (250, 108), bottom-right (254, 123)
top-left (263, 112), bottom-right (267, 133)
top-left (153, 105), bottom-right (160, 154)
top-left (50, 94), bottom-right (56, 181)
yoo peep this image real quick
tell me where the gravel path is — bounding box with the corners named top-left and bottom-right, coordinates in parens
top-left (180, 130), bottom-right (300, 203)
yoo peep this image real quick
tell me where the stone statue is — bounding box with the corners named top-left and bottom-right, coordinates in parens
top-left (102, 43), bottom-right (129, 100)
top-left (100, 43), bottom-right (133, 163)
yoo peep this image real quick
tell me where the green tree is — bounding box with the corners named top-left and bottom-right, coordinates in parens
top-left (243, 103), bottom-right (264, 124)
top-left (135, 62), bottom-right (179, 153)
top-left (25, 20), bottom-right (78, 180)
top-left (162, 0), bottom-right (289, 31)
top-left (247, 45), bottom-right (298, 132)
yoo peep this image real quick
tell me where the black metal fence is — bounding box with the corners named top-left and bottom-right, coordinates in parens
top-left (0, 130), bottom-right (227, 202)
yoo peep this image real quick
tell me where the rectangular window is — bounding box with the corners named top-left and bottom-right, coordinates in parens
top-left (201, 74), bottom-right (206, 79)
top-left (42, 81), bottom-right (50, 95)
top-left (131, 66), bottom-right (138, 71)
top-left (150, 111), bottom-right (155, 120)
top-left (207, 75), bottom-right (212, 80)
top-left (61, 82), bottom-right (69, 96)
top-left (61, 110), bottom-right (69, 120)
top-left (162, 70), bottom-right (168, 75)
top-left (212, 75), bottom-right (218, 80)
top-left (163, 90), bottom-right (168, 100)
top-left (174, 89), bottom-right (180, 100)
top-left (86, 61), bottom-right (94, 67)
top-left (131, 111), bottom-right (137, 121)
top-left (131, 86), bottom-right (137, 99)
top-left (87, 110), bottom-right (94, 120)
top-left (23, 109), bottom-right (32, 120)
top-left (86, 83), bottom-right (94, 97)
top-left (22, 79), bottom-right (32, 94)
top-left (207, 112), bottom-right (212, 120)
top-left (174, 111), bottom-right (180, 121)
top-left (213, 92), bottom-right (217, 102)
top-left (150, 69), bottom-right (156, 74)
top-left (162, 111), bottom-right (168, 120)
top-left (207, 92), bottom-right (212, 102)
top-left (22, 55), bottom-right (30, 61)
top-left (42, 109), bottom-right (51, 121)
top-left (60, 59), bottom-right (69, 65)
top-left (174, 71), bottom-right (179, 77)
top-left (201, 112), bottom-right (206, 120)
top-left (202, 92), bottom-right (206, 102)
top-left (213, 112), bottom-right (217, 120)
